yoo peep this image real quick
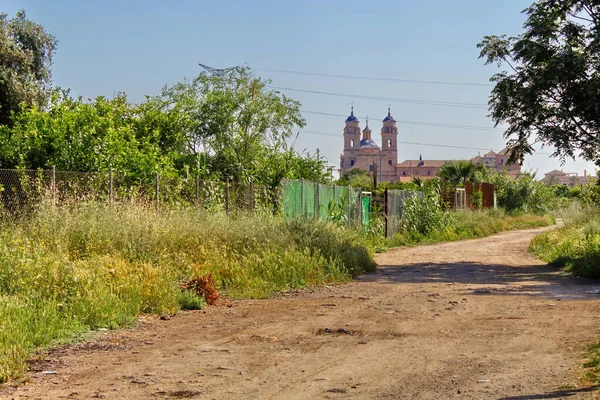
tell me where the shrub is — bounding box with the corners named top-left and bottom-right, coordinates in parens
top-left (530, 206), bottom-right (600, 279)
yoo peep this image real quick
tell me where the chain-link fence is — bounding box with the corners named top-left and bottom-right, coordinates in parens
top-left (0, 169), bottom-right (435, 236)
top-left (0, 167), bottom-right (279, 216)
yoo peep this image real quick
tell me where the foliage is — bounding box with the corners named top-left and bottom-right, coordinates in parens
top-left (393, 209), bottom-right (554, 247)
top-left (470, 190), bottom-right (483, 210)
top-left (437, 161), bottom-right (485, 187)
top-left (530, 206), bottom-right (600, 279)
top-left (336, 168), bottom-right (372, 189)
top-left (0, 203), bottom-right (375, 382)
top-left (0, 91), bottom-right (176, 184)
top-left (478, 1), bottom-right (600, 165)
top-left (0, 67), bottom-right (329, 187)
top-left (400, 189), bottom-right (452, 237)
top-left (0, 10), bottom-right (57, 126)
top-left (568, 181), bottom-right (600, 205)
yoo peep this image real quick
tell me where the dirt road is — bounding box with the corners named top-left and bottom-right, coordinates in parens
top-left (5, 228), bottom-right (600, 399)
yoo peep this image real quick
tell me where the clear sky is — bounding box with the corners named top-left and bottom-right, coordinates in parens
top-left (3, 0), bottom-right (597, 178)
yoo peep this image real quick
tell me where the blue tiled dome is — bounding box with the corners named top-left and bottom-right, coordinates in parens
top-left (360, 139), bottom-right (380, 149)
top-left (345, 107), bottom-right (359, 122)
top-left (383, 108), bottom-right (396, 122)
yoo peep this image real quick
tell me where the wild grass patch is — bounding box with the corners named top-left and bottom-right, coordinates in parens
top-left (530, 207), bottom-right (600, 279)
top-left (0, 203), bottom-right (375, 383)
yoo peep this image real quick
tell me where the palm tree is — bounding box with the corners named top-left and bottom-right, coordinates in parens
top-left (437, 161), bottom-right (478, 187)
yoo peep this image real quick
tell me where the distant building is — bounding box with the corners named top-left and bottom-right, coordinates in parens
top-left (339, 107), bottom-right (397, 183)
top-left (338, 108), bottom-right (521, 182)
top-left (542, 169), bottom-right (596, 187)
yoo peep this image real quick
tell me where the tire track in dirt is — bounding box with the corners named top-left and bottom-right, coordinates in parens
top-left (4, 227), bottom-right (600, 399)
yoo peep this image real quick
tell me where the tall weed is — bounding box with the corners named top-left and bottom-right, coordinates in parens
top-left (0, 203), bottom-right (375, 382)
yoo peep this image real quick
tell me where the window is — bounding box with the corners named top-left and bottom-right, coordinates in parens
top-left (402, 171), bottom-right (406, 176)
top-left (350, 139), bottom-right (354, 147)
top-left (369, 165), bottom-right (374, 172)
top-left (350, 160), bottom-right (355, 166)
top-left (500, 158), bottom-right (504, 164)
top-left (388, 160), bottom-right (392, 166)
top-left (427, 170), bottom-right (431, 176)
top-left (388, 139), bottom-right (393, 147)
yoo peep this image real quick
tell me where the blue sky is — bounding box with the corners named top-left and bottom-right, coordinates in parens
top-left (3, 0), bottom-right (596, 177)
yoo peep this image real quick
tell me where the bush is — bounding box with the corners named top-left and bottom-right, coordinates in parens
top-left (392, 208), bottom-right (553, 246)
top-left (530, 206), bottom-right (600, 278)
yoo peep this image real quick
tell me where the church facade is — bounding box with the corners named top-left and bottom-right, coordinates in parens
top-left (339, 108), bottom-right (398, 183)
top-left (339, 108), bottom-right (521, 183)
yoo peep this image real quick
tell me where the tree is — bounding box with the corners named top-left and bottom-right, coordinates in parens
top-left (478, 1), bottom-right (600, 166)
top-left (0, 10), bottom-right (57, 126)
top-left (437, 161), bottom-right (482, 187)
top-left (157, 67), bottom-right (305, 183)
top-left (337, 168), bottom-right (372, 189)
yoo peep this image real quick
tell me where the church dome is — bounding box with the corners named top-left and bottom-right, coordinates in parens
top-left (345, 107), bottom-right (359, 122)
top-left (382, 108), bottom-right (396, 122)
top-left (360, 138), bottom-right (380, 149)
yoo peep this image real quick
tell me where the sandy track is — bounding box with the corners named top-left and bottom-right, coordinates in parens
top-left (4, 228), bottom-right (600, 399)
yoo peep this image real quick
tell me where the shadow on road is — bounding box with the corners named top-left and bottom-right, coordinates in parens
top-left (497, 385), bottom-right (599, 399)
top-left (362, 262), bottom-right (599, 300)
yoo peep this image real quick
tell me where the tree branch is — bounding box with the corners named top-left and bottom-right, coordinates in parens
top-left (568, 11), bottom-right (593, 23)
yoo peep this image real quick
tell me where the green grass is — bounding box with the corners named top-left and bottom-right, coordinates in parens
top-left (0, 203), bottom-right (376, 383)
top-left (390, 209), bottom-right (554, 247)
top-left (530, 206), bottom-right (600, 279)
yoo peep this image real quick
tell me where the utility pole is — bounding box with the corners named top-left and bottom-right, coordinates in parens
top-left (380, 151), bottom-right (383, 184)
top-left (372, 157), bottom-right (378, 191)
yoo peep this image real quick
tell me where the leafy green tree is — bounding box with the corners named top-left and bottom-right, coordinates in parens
top-left (0, 90), bottom-right (174, 183)
top-left (157, 67), bottom-right (305, 184)
top-left (478, 1), bottom-right (600, 165)
top-left (337, 168), bottom-right (372, 189)
top-left (0, 10), bottom-right (57, 126)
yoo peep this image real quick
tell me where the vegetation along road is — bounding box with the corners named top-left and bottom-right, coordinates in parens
top-left (5, 227), bottom-right (600, 399)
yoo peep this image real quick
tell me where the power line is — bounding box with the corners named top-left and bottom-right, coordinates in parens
top-left (300, 110), bottom-right (499, 131)
top-left (267, 85), bottom-right (488, 109)
top-left (255, 67), bottom-right (494, 88)
top-left (297, 129), bottom-right (554, 155)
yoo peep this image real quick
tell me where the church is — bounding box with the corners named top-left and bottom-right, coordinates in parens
top-left (339, 107), bottom-right (398, 183)
top-left (339, 108), bottom-right (521, 183)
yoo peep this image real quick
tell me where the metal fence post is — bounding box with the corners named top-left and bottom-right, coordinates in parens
top-left (225, 178), bottom-right (230, 215)
top-left (314, 183), bottom-right (319, 219)
top-left (300, 180), bottom-right (304, 216)
top-left (108, 168), bottom-right (113, 206)
top-left (154, 172), bottom-right (159, 211)
top-left (358, 191), bottom-right (363, 227)
top-left (384, 188), bottom-right (389, 238)
top-left (51, 165), bottom-right (56, 207)
top-left (347, 187), bottom-right (351, 225)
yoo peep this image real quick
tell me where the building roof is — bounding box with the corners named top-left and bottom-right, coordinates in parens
top-left (397, 160), bottom-right (453, 168)
top-left (345, 107), bottom-right (359, 123)
top-left (483, 150), bottom-right (497, 158)
top-left (360, 138), bottom-right (379, 149)
top-left (545, 169), bottom-right (567, 176)
top-left (497, 147), bottom-right (510, 155)
top-left (382, 108), bottom-right (396, 122)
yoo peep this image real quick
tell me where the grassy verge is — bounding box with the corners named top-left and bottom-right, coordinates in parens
top-left (529, 206), bottom-right (600, 384)
top-left (530, 206), bottom-right (600, 278)
top-left (0, 203), bottom-right (376, 383)
top-left (389, 209), bottom-right (554, 247)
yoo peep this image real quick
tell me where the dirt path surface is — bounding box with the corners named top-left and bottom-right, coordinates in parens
top-left (4, 228), bottom-right (600, 399)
